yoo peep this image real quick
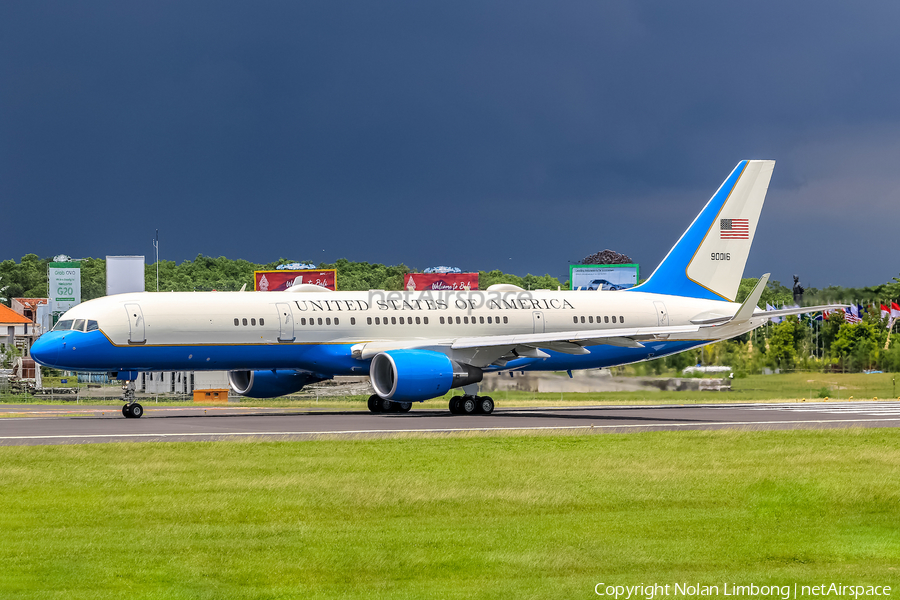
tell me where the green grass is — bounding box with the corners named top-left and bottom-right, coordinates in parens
top-left (1, 429), bottom-right (898, 599)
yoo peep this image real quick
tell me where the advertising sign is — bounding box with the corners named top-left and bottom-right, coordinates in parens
top-left (569, 264), bottom-right (639, 291)
top-left (49, 261), bottom-right (81, 316)
top-left (254, 270), bottom-right (336, 291)
top-left (106, 255), bottom-right (146, 295)
top-left (404, 273), bottom-right (479, 291)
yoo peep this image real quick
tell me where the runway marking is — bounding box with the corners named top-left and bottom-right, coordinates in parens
top-left (719, 401), bottom-right (900, 416)
top-left (2, 417), bottom-right (900, 441)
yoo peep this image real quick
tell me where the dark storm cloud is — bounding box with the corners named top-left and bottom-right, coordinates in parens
top-left (2, 1), bottom-right (899, 286)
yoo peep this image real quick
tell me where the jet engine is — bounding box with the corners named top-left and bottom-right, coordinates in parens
top-left (369, 349), bottom-right (483, 402)
top-left (228, 369), bottom-right (324, 399)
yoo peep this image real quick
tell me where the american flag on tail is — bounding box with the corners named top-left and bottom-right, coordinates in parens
top-left (719, 218), bottom-right (750, 239)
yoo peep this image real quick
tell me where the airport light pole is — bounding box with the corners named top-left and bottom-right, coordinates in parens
top-left (153, 229), bottom-right (159, 292)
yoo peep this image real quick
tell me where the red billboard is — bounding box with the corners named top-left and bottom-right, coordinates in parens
top-left (404, 273), bottom-right (479, 291)
top-left (254, 270), bottom-right (336, 291)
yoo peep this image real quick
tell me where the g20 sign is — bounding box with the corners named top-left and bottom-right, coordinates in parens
top-left (49, 261), bottom-right (82, 314)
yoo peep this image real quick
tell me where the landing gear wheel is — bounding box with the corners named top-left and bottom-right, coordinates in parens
top-left (476, 396), bottom-right (494, 415)
top-left (130, 403), bottom-right (143, 418)
top-left (397, 402), bottom-right (412, 413)
top-left (460, 396), bottom-right (477, 415)
top-left (449, 397), bottom-right (462, 414)
top-left (367, 395), bottom-right (382, 413)
top-left (122, 404), bottom-right (132, 418)
top-left (380, 398), bottom-right (394, 413)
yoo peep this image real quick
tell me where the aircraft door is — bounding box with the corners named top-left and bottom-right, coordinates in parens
top-left (276, 302), bottom-right (295, 342)
top-left (653, 301), bottom-right (669, 326)
top-left (532, 311), bottom-right (545, 333)
top-left (124, 303), bottom-right (146, 344)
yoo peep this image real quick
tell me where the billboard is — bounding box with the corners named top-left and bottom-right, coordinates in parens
top-left (106, 256), bottom-right (146, 295)
top-left (49, 261), bottom-right (81, 317)
top-left (254, 270), bottom-right (336, 291)
top-left (569, 264), bottom-right (639, 291)
top-left (404, 273), bottom-right (479, 291)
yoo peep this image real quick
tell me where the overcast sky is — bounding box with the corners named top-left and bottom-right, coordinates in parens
top-left (2, 1), bottom-right (899, 288)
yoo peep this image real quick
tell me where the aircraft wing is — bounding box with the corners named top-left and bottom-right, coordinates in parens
top-left (352, 323), bottom-right (702, 367)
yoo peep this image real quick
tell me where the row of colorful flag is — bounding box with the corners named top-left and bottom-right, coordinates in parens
top-left (765, 302), bottom-right (900, 325)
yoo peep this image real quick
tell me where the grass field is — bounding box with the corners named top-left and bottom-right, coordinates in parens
top-left (1, 429), bottom-right (898, 599)
top-left (3, 372), bottom-right (899, 408)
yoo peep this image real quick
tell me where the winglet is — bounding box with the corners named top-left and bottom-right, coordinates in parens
top-left (731, 273), bottom-right (769, 323)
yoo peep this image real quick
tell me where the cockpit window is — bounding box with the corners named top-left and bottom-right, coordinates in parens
top-left (53, 320), bottom-right (74, 331)
top-left (86, 320), bottom-right (99, 332)
top-left (73, 319), bottom-right (86, 332)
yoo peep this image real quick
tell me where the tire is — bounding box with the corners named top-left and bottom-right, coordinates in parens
top-left (380, 398), bottom-right (394, 413)
top-left (448, 397), bottom-right (460, 414)
top-left (122, 404), bottom-right (132, 418)
top-left (130, 403), bottom-right (143, 418)
top-left (367, 395), bottom-right (381, 413)
top-left (477, 396), bottom-right (494, 415)
top-left (461, 396), bottom-right (477, 415)
top-left (397, 402), bottom-right (412, 413)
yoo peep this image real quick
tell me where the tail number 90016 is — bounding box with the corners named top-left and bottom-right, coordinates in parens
top-left (711, 252), bottom-right (731, 261)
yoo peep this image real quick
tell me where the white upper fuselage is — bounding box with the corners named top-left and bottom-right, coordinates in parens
top-left (58, 288), bottom-right (740, 349)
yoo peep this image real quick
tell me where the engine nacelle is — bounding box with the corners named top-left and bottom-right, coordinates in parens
top-left (228, 369), bottom-right (320, 399)
top-left (370, 350), bottom-right (483, 402)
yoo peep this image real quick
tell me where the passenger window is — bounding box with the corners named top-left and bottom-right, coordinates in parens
top-left (375, 317), bottom-right (380, 325)
top-left (456, 317), bottom-right (461, 324)
top-left (589, 316), bottom-right (593, 323)
top-left (440, 317), bottom-right (445, 324)
top-left (503, 316), bottom-right (508, 324)
top-left (317, 318), bottom-right (323, 325)
top-left (479, 316), bottom-right (484, 324)
top-left (611, 316), bottom-right (616, 323)
top-left (463, 316), bottom-right (468, 324)
top-left (350, 317), bottom-right (356, 325)
top-left (242, 318), bottom-right (248, 326)
top-left (308, 319), bottom-right (314, 327)
top-left (580, 316), bottom-right (585, 324)
top-left (334, 318), bottom-right (339, 325)
top-left (487, 316), bottom-right (492, 324)
top-left (234, 318), bottom-right (239, 326)
top-left (416, 317), bottom-right (420, 324)
top-left (399, 317), bottom-right (405, 325)
top-left (326, 318), bottom-right (331, 325)
top-left (251, 318), bottom-right (256, 326)
top-left (73, 319), bottom-right (86, 331)
top-left (604, 316), bottom-right (609, 323)
top-left (620, 316), bottom-right (624, 323)
top-left (391, 317), bottom-right (396, 325)
top-left (423, 317), bottom-right (428, 324)
top-left (86, 320), bottom-right (99, 332)
top-left (573, 316), bottom-right (578, 324)
top-left (368, 317), bottom-right (373, 325)
top-left (259, 318), bottom-right (264, 326)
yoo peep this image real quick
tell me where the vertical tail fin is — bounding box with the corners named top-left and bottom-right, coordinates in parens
top-left (629, 160), bottom-right (775, 302)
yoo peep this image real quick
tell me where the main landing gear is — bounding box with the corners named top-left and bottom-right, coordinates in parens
top-left (120, 380), bottom-right (144, 419)
top-left (367, 395), bottom-right (412, 414)
top-left (449, 395), bottom-right (494, 415)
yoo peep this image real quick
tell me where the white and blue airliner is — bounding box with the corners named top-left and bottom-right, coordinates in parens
top-left (31, 160), bottom-right (839, 418)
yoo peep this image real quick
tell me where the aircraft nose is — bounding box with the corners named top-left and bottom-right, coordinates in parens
top-left (30, 334), bottom-right (60, 367)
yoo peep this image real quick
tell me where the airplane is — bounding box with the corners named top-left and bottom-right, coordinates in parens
top-left (30, 160), bottom-right (843, 418)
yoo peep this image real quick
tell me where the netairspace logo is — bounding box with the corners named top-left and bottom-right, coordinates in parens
top-left (594, 582), bottom-right (892, 599)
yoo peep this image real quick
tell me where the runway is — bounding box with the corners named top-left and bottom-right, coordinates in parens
top-left (2, 400), bottom-right (900, 446)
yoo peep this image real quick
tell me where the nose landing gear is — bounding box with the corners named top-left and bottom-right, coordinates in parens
top-left (120, 380), bottom-right (144, 419)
